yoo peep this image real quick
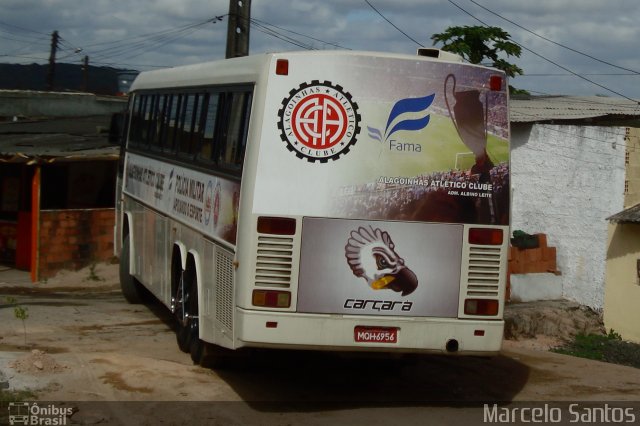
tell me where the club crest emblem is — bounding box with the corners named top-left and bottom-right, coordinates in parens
top-left (212, 181), bottom-right (221, 229)
top-left (278, 80), bottom-right (361, 163)
top-left (204, 180), bottom-right (213, 226)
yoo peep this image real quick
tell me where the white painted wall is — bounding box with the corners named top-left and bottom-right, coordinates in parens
top-left (511, 124), bottom-right (626, 309)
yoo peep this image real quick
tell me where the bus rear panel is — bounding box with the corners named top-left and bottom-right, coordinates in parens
top-left (236, 51), bottom-right (509, 355)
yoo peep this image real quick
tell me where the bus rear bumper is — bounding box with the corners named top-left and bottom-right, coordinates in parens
top-left (235, 309), bottom-right (504, 355)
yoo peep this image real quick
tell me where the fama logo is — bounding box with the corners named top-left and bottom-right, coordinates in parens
top-left (278, 81), bottom-right (361, 163)
top-left (367, 94), bottom-right (435, 152)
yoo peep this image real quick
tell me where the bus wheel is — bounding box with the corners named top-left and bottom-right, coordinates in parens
top-left (187, 274), bottom-right (205, 365)
top-left (174, 267), bottom-right (192, 353)
top-left (119, 235), bottom-right (146, 304)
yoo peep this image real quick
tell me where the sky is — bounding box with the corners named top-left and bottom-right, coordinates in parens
top-left (1, 0), bottom-right (639, 99)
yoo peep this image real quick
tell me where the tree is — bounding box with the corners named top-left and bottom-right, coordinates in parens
top-left (431, 25), bottom-right (523, 79)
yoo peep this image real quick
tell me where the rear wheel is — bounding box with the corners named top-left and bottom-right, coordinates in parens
top-left (173, 261), bottom-right (205, 364)
top-left (174, 266), bottom-right (192, 353)
top-left (119, 235), bottom-right (146, 304)
top-left (188, 285), bottom-right (204, 364)
top-left (172, 255), bottom-right (236, 368)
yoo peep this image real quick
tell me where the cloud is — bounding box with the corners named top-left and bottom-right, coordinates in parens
top-left (1, 0), bottom-right (639, 98)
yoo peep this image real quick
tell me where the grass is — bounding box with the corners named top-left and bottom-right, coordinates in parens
top-left (552, 330), bottom-right (640, 369)
top-left (85, 263), bottom-right (105, 282)
top-left (0, 389), bottom-right (37, 425)
top-left (0, 388), bottom-right (37, 403)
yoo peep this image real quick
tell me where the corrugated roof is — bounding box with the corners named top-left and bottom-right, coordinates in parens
top-left (0, 116), bottom-right (119, 163)
top-left (510, 95), bottom-right (640, 123)
top-left (607, 203), bottom-right (640, 223)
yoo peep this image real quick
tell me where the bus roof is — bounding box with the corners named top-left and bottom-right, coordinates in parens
top-left (130, 54), bottom-right (269, 91)
top-left (128, 50), bottom-right (488, 92)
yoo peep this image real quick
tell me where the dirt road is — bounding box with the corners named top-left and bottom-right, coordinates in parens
top-left (1, 263), bottom-right (640, 425)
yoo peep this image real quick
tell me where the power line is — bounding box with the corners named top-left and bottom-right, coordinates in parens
top-left (0, 19), bottom-right (49, 36)
top-left (1, 53), bottom-right (50, 61)
top-left (250, 17), bottom-right (351, 50)
top-left (0, 29), bottom-right (49, 58)
top-left (525, 73), bottom-right (640, 77)
top-left (90, 60), bottom-right (167, 69)
top-left (469, 0), bottom-right (640, 76)
top-left (537, 125), bottom-right (639, 154)
top-left (0, 30), bottom-right (47, 44)
top-left (71, 17), bottom-right (221, 66)
top-left (445, 0), bottom-right (640, 103)
top-left (0, 17), bottom-right (220, 69)
top-left (511, 107), bottom-right (640, 152)
top-left (363, 0), bottom-right (424, 48)
top-left (517, 140), bottom-right (627, 168)
top-left (249, 19), bottom-right (316, 50)
top-left (88, 20), bottom-right (213, 57)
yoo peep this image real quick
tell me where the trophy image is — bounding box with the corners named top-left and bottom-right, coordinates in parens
top-left (444, 73), bottom-right (494, 181)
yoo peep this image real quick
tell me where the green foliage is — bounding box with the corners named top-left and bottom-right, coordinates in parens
top-left (552, 330), bottom-right (640, 369)
top-left (5, 297), bottom-right (29, 346)
top-left (509, 85), bottom-right (530, 96)
top-left (0, 389), bottom-right (36, 403)
top-left (431, 25), bottom-right (523, 78)
top-left (86, 263), bottom-right (105, 282)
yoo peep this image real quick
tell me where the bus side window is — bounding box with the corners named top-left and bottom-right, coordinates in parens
top-left (190, 93), bottom-right (207, 158)
top-left (165, 94), bottom-right (183, 153)
top-left (150, 94), bottom-right (166, 150)
top-left (179, 94), bottom-right (200, 156)
top-left (158, 94), bottom-right (173, 150)
top-left (128, 95), bottom-right (143, 146)
top-left (132, 94), bottom-right (150, 146)
top-left (217, 90), bottom-right (252, 173)
top-left (142, 94), bottom-right (155, 145)
top-left (237, 92), bottom-right (252, 167)
top-left (176, 94), bottom-right (191, 154)
top-left (199, 93), bottom-right (220, 162)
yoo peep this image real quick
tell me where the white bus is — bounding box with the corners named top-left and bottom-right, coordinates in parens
top-left (115, 49), bottom-right (511, 366)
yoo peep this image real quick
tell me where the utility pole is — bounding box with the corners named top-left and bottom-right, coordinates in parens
top-left (226, 0), bottom-right (251, 58)
top-left (46, 30), bottom-right (59, 91)
top-left (82, 56), bottom-right (89, 92)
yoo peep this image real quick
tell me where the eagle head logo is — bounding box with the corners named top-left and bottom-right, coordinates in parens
top-left (345, 226), bottom-right (418, 296)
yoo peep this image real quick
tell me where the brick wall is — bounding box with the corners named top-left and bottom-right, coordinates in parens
top-left (507, 233), bottom-right (560, 301)
top-left (38, 208), bottom-right (114, 279)
top-left (509, 234), bottom-right (559, 275)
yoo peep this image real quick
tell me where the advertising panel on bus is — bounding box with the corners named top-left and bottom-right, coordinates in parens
top-left (123, 153), bottom-right (240, 245)
top-left (297, 217), bottom-right (463, 317)
top-left (255, 53), bottom-right (509, 227)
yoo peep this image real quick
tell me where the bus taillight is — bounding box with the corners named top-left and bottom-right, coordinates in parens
top-left (276, 59), bottom-right (289, 75)
top-left (257, 216), bottom-right (296, 235)
top-left (490, 75), bottom-right (503, 91)
top-left (252, 290), bottom-right (291, 308)
top-left (464, 299), bottom-right (499, 316)
top-left (468, 228), bottom-right (503, 245)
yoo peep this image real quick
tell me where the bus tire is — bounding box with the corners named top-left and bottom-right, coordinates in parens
top-left (176, 324), bottom-right (190, 353)
top-left (187, 272), bottom-right (204, 364)
top-left (119, 235), bottom-right (146, 304)
top-left (190, 334), bottom-right (205, 365)
top-left (174, 266), bottom-right (192, 353)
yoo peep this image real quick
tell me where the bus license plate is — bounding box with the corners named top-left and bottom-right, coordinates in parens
top-left (354, 326), bottom-right (398, 343)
